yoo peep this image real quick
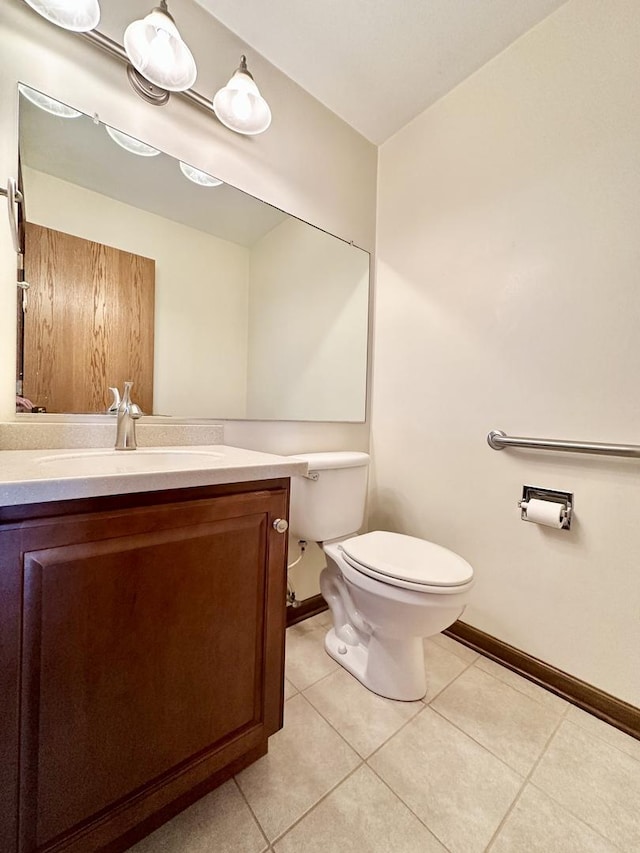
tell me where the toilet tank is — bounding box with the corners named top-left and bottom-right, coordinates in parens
top-left (289, 451), bottom-right (370, 542)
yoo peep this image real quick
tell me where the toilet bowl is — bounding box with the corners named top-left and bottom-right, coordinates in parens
top-left (290, 452), bottom-right (474, 701)
top-left (320, 531), bottom-right (473, 700)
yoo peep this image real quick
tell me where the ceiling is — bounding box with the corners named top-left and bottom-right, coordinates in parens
top-left (194, 0), bottom-right (568, 144)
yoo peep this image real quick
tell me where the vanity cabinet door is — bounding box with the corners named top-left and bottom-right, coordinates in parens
top-left (6, 486), bottom-right (288, 853)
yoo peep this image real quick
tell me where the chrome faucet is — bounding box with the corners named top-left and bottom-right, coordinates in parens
top-left (115, 381), bottom-right (143, 450)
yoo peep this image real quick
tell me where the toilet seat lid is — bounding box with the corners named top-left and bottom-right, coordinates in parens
top-left (340, 531), bottom-right (473, 588)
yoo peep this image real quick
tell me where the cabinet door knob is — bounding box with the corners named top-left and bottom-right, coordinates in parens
top-left (272, 518), bottom-right (289, 534)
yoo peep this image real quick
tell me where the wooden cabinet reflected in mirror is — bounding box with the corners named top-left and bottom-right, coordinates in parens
top-left (22, 223), bottom-right (154, 414)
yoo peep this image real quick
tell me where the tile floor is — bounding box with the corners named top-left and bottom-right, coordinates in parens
top-left (129, 612), bottom-right (640, 852)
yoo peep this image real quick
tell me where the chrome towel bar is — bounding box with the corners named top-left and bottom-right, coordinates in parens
top-left (487, 429), bottom-right (640, 459)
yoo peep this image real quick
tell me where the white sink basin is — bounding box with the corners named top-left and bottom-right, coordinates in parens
top-left (37, 448), bottom-right (225, 476)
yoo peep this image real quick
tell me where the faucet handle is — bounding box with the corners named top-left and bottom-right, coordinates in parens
top-left (107, 386), bottom-right (121, 412)
top-left (130, 403), bottom-right (143, 419)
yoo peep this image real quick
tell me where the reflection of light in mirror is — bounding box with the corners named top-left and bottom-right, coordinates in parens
top-left (18, 84), bottom-right (83, 119)
top-left (124, 3), bottom-right (197, 92)
top-left (23, 0), bottom-right (100, 32)
top-left (105, 125), bottom-right (161, 157)
top-left (213, 56), bottom-right (271, 136)
top-left (179, 161), bottom-right (223, 187)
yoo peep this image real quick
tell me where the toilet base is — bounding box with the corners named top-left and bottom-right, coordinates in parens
top-left (325, 627), bottom-right (427, 701)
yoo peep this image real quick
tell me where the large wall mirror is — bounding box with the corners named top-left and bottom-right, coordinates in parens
top-left (16, 85), bottom-right (370, 421)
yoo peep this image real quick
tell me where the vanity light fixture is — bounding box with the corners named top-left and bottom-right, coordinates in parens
top-left (213, 55), bottom-right (272, 136)
top-left (178, 162), bottom-right (223, 187)
top-left (105, 125), bottom-right (161, 157)
top-left (23, 0), bottom-right (100, 32)
top-left (18, 84), bottom-right (83, 118)
top-left (21, 4), bottom-right (273, 136)
top-left (123, 1), bottom-right (197, 94)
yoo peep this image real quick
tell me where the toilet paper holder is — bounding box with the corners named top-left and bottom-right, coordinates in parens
top-left (518, 485), bottom-right (573, 530)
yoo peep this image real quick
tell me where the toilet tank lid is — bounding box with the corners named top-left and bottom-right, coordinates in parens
top-left (290, 451), bottom-right (370, 471)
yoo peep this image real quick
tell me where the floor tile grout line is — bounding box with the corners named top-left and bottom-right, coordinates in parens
top-left (242, 687), bottom-right (366, 844)
top-left (364, 758), bottom-right (455, 852)
top-left (231, 776), bottom-right (272, 852)
top-left (472, 656), bottom-right (571, 715)
top-left (359, 653), bottom-right (573, 850)
top-left (297, 636), bottom-right (499, 767)
top-left (285, 666), bottom-right (337, 694)
top-left (356, 702), bottom-right (429, 762)
top-left (289, 626), bottom-right (633, 850)
top-left (293, 689), bottom-right (371, 758)
top-left (285, 624), bottom-right (339, 692)
top-left (425, 662), bottom-right (569, 775)
top-left (283, 676), bottom-right (299, 697)
top-left (290, 631), bottom-right (433, 759)
top-left (267, 761), bottom-right (365, 847)
top-left (522, 721), bottom-right (633, 851)
top-left (299, 664), bottom-right (343, 697)
top-left (285, 632), bottom-right (449, 844)
top-left (291, 628), bottom-right (632, 852)
top-left (435, 636), bottom-right (634, 739)
top-left (507, 715), bottom-right (631, 853)
top-left (354, 700), bottom-right (432, 763)
top-left (563, 712), bottom-right (640, 765)
top-left (429, 634), bottom-right (481, 664)
top-left (298, 629), bottom-right (568, 718)
top-left (526, 780), bottom-right (627, 853)
top-left (362, 662), bottom-right (537, 850)
top-left (427, 704), bottom-right (529, 780)
top-left (284, 644), bottom-right (339, 693)
top-left (421, 655), bottom-right (477, 707)
top-left (291, 630), bottom-right (471, 696)
top-left (292, 630), bottom-right (568, 759)
top-left (483, 705), bottom-right (571, 851)
top-left (301, 675), bottom-right (427, 760)
top-left (292, 630), bottom-right (474, 707)
top-left (433, 658), bottom-right (570, 724)
top-left (471, 653), bottom-right (637, 751)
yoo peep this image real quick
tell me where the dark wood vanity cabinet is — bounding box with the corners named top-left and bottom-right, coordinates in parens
top-left (0, 479), bottom-right (289, 853)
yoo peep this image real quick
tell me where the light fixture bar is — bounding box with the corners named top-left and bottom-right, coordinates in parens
top-left (79, 29), bottom-right (222, 119)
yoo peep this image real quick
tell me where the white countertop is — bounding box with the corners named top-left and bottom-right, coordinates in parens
top-left (0, 445), bottom-right (308, 507)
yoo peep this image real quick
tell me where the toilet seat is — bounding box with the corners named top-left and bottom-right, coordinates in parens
top-left (339, 531), bottom-right (474, 594)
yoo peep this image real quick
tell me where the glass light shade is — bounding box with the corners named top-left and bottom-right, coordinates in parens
top-left (179, 162), bottom-right (223, 187)
top-left (213, 65), bottom-right (272, 135)
top-left (18, 84), bottom-right (83, 118)
top-left (105, 125), bottom-right (161, 157)
top-left (124, 6), bottom-right (197, 92)
top-left (23, 0), bottom-right (100, 32)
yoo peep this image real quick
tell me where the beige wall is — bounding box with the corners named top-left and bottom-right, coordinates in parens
top-left (23, 167), bottom-right (250, 418)
top-left (372, 0), bottom-right (640, 705)
top-left (0, 0), bottom-right (375, 456)
top-left (247, 218), bottom-right (369, 421)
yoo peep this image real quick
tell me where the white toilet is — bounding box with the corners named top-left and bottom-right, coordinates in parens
top-left (290, 451), bottom-right (474, 701)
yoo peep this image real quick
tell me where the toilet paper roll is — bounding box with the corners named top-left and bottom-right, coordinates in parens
top-left (523, 498), bottom-right (565, 528)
